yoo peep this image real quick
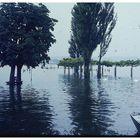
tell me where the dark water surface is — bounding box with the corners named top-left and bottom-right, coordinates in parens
top-left (0, 65), bottom-right (140, 136)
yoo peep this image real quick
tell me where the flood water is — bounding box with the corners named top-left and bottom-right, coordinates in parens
top-left (0, 65), bottom-right (140, 136)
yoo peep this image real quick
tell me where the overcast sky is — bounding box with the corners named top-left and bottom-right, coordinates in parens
top-left (45, 3), bottom-right (140, 60)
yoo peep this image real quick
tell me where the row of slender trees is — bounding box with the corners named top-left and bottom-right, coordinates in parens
top-left (68, 3), bottom-right (117, 78)
top-left (58, 58), bottom-right (140, 78)
top-left (58, 58), bottom-right (140, 67)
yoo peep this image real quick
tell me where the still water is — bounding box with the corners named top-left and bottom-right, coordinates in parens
top-left (0, 65), bottom-right (140, 136)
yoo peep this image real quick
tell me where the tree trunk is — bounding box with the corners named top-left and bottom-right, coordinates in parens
top-left (30, 68), bottom-right (32, 83)
top-left (131, 66), bottom-right (133, 79)
top-left (64, 67), bottom-right (66, 74)
top-left (97, 46), bottom-right (102, 79)
top-left (83, 52), bottom-right (92, 79)
top-left (80, 65), bottom-right (83, 74)
top-left (74, 66), bottom-right (79, 74)
top-left (17, 65), bottom-right (22, 84)
top-left (97, 64), bottom-right (101, 79)
top-left (114, 66), bottom-right (117, 78)
top-left (84, 58), bottom-right (90, 76)
top-left (84, 69), bottom-right (90, 80)
top-left (68, 67), bottom-right (70, 75)
top-left (9, 65), bottom-right (15, 84)
top-left (102, 65), bottom-right (104, 77)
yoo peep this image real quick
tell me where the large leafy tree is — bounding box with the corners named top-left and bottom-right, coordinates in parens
top-left (97, 3), bottom-right (117, 79)
top-left (71, 3), bottom-right (116, 77)
top-left (0, 3), bottom-right (57, 84)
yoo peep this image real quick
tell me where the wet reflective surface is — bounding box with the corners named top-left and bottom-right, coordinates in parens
top-left (0, 65), bottom-right (140, 136)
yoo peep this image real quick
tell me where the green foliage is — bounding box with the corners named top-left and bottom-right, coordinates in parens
top-left (71, 3), bottom-right (103, 58)
top-left (99, 3), bottom-right (117, 59)
top-left (101, 61), bottom-right (114, 67)
top-left (70, 3), bottom-right (116, 73)
top-left (58, 58), bottom-right (140, 68)
top-left (58, 57), bottom-right (84, 67)
top-left (0, 3), bottom-right (57, 68)
top-left (124, 60), bottom-right (140, 67)
top-left (101, 60), bottom-right (140, 67)
top-left (68, 35), bottom-right (81, 58)
top-left (91, 60), bottom-right (98, 65)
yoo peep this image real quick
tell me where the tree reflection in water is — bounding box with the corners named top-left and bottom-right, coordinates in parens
top-left (60, 72), bottom-right (118, 136)
top-left (0, 85), bottom-right (59, 136)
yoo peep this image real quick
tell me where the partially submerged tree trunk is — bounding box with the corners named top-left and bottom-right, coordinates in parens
top-left (16, 65), bottom-right (23, 84)
top-left (30, 68), bottom-right (32, 83)
top-left (64, 66), bottom-right (66, 74)
top-left (114, 65), bottom-right (117, 78)
top-left (84, 69), bottom-right (90, 80)
top-left (102, 65), bottom-right (104, 77)
top-left (9, 65), bottom-right (16, 84)
top-left (97, 64), bottom-right (101, 79)
top-left (84, 56), bottom-right (91, 77)
top-left (68, 66), bottom-right (70, 75)
top-left (80, 65), bottom-right (83, 74)
top-left (74, 66), bottom-right (79, 73)
top-left (131, 65), bottom-right (133, 79)
top-left (97, 47), bottom-right (102, 79)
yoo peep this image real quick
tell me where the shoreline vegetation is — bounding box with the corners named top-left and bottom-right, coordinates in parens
top-left (58, 58), bottom-right (140, 78)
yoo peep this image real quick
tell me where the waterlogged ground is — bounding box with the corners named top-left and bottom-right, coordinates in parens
top-left (0, 65), bottom-right (140, 136)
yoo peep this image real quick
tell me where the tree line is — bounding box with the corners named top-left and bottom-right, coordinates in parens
top-left (0, 2), bottom-right (117, 85)
top-left (58, 58), bottom-right (140, 67)
top-left (58, 58), bottom-right (140, 78)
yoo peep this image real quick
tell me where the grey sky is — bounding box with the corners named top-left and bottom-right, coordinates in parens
top-left (46, 3), bottom-right (140, 60)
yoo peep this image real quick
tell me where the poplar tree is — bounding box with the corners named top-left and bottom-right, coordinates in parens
top-left (71, 3), bottom-right (116, 77)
